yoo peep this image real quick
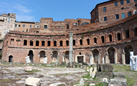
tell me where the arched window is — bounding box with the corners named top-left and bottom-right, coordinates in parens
top-left (60, 41), bottom-right (63, 46)
top-left (94, 38), bottom-right (97, 43)
top-left (24, 40), bottom-right (27, 46)
top-left (109, 35), bottom-right (112, 42)
top-left (42, 41), bottom-right (45, 46)
top-left (30, 40), bottom-right (33, 46)
top-left (80, 39), bottom-right (83, 45)
top-left (87, 38), bottom-right (90, 45)
top-left (66, 40), bottom-right (69, 46)
top-left (67, 24), bottom-right (69, 29)
top-left (101, 36), bottom-right (105, 43)
top-left (81, 22), bottom-right (89, 26)
top-left (125, 30), bottom-right (130, 38)
top-left (48, 41), bottom-right (51, 46)
top-left (117, 33), bottom-right (121, 40)
top-left (54, 41), bottom-right (57, 46)
top-left (36, 41), bottom-right (39, 46)
top-left (134, 28), bottom-right (137, 36)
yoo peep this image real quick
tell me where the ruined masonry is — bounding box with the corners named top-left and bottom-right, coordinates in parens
top-left (2, 0), bottom-right (137, 65)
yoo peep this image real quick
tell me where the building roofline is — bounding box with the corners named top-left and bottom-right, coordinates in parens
top-left (90, 0), bottom-right (115, 14)
top-left (16, 21), bottom-right (36, 24)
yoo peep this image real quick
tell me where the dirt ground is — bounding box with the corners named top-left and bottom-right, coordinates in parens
top-left (0, 63), bottom-right (86, 86)
top-left (0, 62), bottom-right (137, 86)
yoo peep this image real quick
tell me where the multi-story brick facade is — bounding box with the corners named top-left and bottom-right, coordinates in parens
top-left (2, 0), bottom-right (137, 64)
top-left (90, 0), bottom-right (137, 25)
top-left (2, 14), bottom-right (137, 64)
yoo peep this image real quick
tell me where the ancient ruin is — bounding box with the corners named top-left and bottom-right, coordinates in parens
top-left (1, 0), bottom-right (137, 65)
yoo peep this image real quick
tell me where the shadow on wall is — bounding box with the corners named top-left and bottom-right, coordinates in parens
top-left (0, 49), bottom-right (2, 59)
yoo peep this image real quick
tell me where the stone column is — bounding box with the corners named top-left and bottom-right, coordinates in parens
top-left (105, 53), bottom-right (109, 64)
top-left (69, 31), bottom-right (73, 66)
top-left (90, 55), bottom-right (93, 65)
top-left (122, 50), bottom-right (126, 64)
top-left (98, 54), bottom-right (101, 64)
top-left (115, 53), bottom-right (117, 64)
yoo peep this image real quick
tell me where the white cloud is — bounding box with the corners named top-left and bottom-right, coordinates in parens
top-left (16, 15), bottom-right (35, 21)
top-left (0, 1), bottom-right (35, 21)
top-left (14, 4), bottom-right (31, 13)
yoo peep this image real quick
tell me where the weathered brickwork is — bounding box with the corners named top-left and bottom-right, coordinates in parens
top-left (91, 0), bottom-right (137, 25)
top-left (2, 14), bottom-right (137, 64)
top-left (2, 0), bottom-right (137, 64)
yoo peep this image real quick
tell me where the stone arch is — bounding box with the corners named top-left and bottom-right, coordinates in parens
top-left (39, 51), bottom-right (47, 63)
top-left (52, 51), bottom-right (58, 63)
top-left (28, 50), bottom-right (33, 63)
top-left (108, 47), bottom-right (115, 63)
top-left (124, 45), bottom-right (133, 64)
top-left (64, 51), bottom-right (69, 63)
top-left (81, 22), bottom-right (89, 26)
top-left (92, 49), bottom-right (99, 63)
top-left (9, 55), bottom-right (13, 62)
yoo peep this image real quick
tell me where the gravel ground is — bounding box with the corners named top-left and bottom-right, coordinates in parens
top-left (0, 63), bottom-right (85, 86)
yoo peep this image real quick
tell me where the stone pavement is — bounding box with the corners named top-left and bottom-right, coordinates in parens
top-left (0, 64), bottom-right (85, 86)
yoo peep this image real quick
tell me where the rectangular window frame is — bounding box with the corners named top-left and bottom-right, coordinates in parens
top-left (103, 7), bottom-right (106, 12)
top-left (126, 0), bottom-right (130, 3)
top-left (120, 0), bottom-right (124, 5)
top-left (121, 13), bottom-right (126, 18)
top-left (115, 2), bottom-right (118, 6)
top-left (104, 17), bottom-right (107, 21)
top-left (128, 11), bottom-right (132, 17)
top-left (115, 14), bottom-right (119, 19)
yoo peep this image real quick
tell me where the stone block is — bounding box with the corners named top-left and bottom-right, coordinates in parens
top-left (90, 83), bottom-right (95, 86)
top-left (25, 77), bottom-right (41, 86)
top-left (96, 72), bottom-right (114, 79)
top-left (97, 64), bottom-right (113, 72)
top-left (25, 66), bottom-right (32, 72)
top-left (113, 72), bottom-right (125, 78)
top-left (102, 78), bottom-right (109, 83)
top-left (49, 82), bottom-right (66, 86)
top-left (108, 78), bottom-right (127, 86)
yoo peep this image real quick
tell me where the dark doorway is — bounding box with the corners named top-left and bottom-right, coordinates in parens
top-left (77, 56), bottom-right (84, 63)
top-left (28, 50), bottom-right (33, 63)
top-left (108, 47), bottom-right (115, 63)
top-left (124, 45), bottom-right (133, 64)
top-left (65, 51), bottom-right (69, 63)
top-left (40, 51), bottom-right (46, 63)
top-left (92, 49), bottom-right (99, 63)
top-left (9, 55), bottom-right (13, 62)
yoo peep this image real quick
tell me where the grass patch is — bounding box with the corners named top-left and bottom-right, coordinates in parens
top-left (65, 73), bottom-right (69, 75)
top-left (95, 82), bottom-right (104, 86)
top-left (82, 72), bottom-right (91, 79)
top-left (126, 76), bottom-right (137, 86)
top-left (0, 79), bottom-right (11, 82)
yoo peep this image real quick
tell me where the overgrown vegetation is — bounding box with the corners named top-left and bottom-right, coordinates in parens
top-left (113, 65), bottom-right (137, 86)
top-left (82, 72), bottom-right (91, 79)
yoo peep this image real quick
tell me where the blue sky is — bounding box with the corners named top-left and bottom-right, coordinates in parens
top-left (0, 0), bottom-right (109, 22)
